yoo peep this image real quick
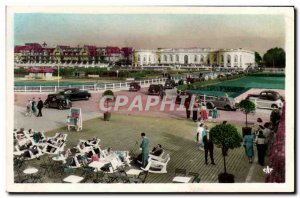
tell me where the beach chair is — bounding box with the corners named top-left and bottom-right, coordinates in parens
top-left (141, 153), bottom-right (170, 173)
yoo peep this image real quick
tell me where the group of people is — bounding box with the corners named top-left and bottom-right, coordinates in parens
top-left (26, 97), bottom-right (44, 117)
top-left (243, 119), bottom-right (275, 166)
top-left (185, 98), bottom-right (218, 123)
top-left (196, 123), bottom-right (215, 165)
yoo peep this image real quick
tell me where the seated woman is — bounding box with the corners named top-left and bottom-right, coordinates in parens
top-left (150, 144), bottom-right (163, 156)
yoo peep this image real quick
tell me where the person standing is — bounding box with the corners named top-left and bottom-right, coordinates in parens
top-left (212, 107), bottom-right (218, 122)
top-left (243, 132), bottom-right (254, 163)
top-left (201, 104), bottom-right (208, 122)
top-left (184, 97), bottom-right (191, 119)
top-left (37, 98), bottom-right (44, 117)
top-left (196, 123), bottom-right (205, 150)
top-left (140, 132), bottom-right (150, 168)
top-left (26, 100), bottom-right (32, 117)
top-left (31, 97), bottom-right (37, 116)
top-left (256, 131), bottom-right (266, 166)
top-left (192, 99), bottom-right (199, 122)
top-left (203, 130), bottom-right (215, 165)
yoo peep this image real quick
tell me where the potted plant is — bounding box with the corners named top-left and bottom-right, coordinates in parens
top-left (239, 99), bottom-right (256, 136)
top-left (210, 123), bottom-right (243, 183)
top-left (102, 90), bottom-right (114, 121)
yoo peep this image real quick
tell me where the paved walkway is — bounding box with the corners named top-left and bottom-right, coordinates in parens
top-left (14, 105), bottom-right (101, 132)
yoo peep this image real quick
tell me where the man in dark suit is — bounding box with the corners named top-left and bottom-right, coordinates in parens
top-left (203, 131), bottom-right (215, 165)
top-left (37, 98), bottom-right (44, 117)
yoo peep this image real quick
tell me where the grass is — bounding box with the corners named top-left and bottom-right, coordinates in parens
top-left (16, 113), bottom-right (267, 183)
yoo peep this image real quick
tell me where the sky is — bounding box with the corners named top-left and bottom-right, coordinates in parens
top-left (14, 13), bottom-right (286, 55)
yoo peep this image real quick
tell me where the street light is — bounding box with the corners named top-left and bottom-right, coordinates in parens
top-left (57, 63), bottom-right (60, 88)
top-left (116, 70), bottom-right (119, 78)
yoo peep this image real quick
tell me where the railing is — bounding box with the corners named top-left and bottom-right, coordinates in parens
top-left (14, 76), bottom-right (184, 93)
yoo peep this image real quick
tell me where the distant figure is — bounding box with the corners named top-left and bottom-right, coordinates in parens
top-left (201, 104), bottom-right (208, 121)
top-left (203, 130), bottom-right (215, 165)
top-left (31, 98), bottom-right (37, 116)
top-left (256, 131), bottom-right (266, 166)
top-left (184, 98), bottom-right (191, 119)
top-left (140, 132), bottom-right (150, 168)
top-left (192, 100), bottom-right (199, 122)
top-left (26, 100), bottom-right (32, 117)
top-left (37, 98), bottom-right (44, 117)
top-left (243, 133), bottom-right (254, 163)
top-left (212, 107), bottom-right (218, 122)
top-left (196, 123), bottom-right (205, 151)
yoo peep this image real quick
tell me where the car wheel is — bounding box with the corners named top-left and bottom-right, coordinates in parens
top-left (58, 104), bottom-right (63, 110)
top-left (85, 96), bottom-right (89, 100)
top-left (225, 105), bottom-right (232, 111)
top-left (206, 103), bottom-right (213, 109)
top-left (271, 104), bottom-right (278, 109)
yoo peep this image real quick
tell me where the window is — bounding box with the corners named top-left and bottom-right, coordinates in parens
top-left (227, 55), bottom-right (231, 64)
top-left (170, 55), bottom-right (173, 62)
top-left (164, 55), bottom-right (167, 61)
top-left (201, 55), bottom-right (204, 62)
top-left (214, 54), bottom-right (217, 62)
top-left (176, 55), bottom-right (179, 62)
top-left (221, 55), bottom-right (224, 62)
top-left (194, 55), bottom-right (197, 62)
top-left (138, 55), bottom-right (140, 61)
top-left (235, 55), bottom-right (238, 63)
top-left (143, 56), bottom-right (146, 62)
top-left (149, 56), bottom-right (151, 62)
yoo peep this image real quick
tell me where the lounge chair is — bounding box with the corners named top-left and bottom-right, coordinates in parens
top-left (141, 153), bottom-right (170, 173)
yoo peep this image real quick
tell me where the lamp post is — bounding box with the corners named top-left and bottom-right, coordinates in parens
top-left (57, 62), bottom-right (60, 88)
top-left (116, 70), bottom-right (119, 78)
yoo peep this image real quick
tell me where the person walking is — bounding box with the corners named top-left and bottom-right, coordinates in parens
top-left (243, 132), bottom-right (254, 163)
top-left (256, 131), bottom-right (266, 166)
top-left (31, 97), bottom-right (37, 116)
top-left (203, 130), bottom-right (215, 165)
top-left (140, 132), bottom-right (150, 168)
top-left (196, 123), bottom-right (205, 151)
top-left (37, 98), bottom-right (44, 117)
top-left (26, 100), bottom-right (32, 117)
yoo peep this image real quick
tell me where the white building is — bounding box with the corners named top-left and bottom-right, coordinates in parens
top-left (132, 48), bottom-right (255, 70)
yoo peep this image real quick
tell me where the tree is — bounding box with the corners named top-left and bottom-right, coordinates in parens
top-left (263, 47), bottom-right (286, 68)
top-left (210, 124), bottom-right (242, 174)
top-left (239, 99), bottom-right (256, 127)
top-left (255, 51), bottom-right (262, 65)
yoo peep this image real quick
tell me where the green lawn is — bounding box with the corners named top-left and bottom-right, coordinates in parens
top-left (16, 113), bottom-right (266, 183)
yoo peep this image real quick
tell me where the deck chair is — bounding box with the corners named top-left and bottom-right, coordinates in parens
top-left (68, 154), bottom-right (84, 169)
top-left (76, 144), bottom-right (93, 154)
top-left (149, 150), bottom-right (165, 161)
top-left (23, 146), bottom-right (44, 160)
top-left (141, 154), bottom-right (170, 173)
top-left (42, 143), bottom-right (64, 154)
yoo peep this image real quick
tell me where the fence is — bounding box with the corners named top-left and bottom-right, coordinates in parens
top-left (14, 76), bottom-right (183, 93)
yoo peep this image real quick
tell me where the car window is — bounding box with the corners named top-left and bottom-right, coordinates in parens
top-left (260, 93), bottom-right (268, 100)
top-left (65, 90), bottom-right (72, 94)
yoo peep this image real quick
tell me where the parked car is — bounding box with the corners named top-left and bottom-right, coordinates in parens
top-left (58, 88), bottom-right (91, 101)
top-left (129, 82), bottom-right (141, 92)
top-left (44, 94), bottom-right (72, 110)
top-left (148, 84), bottom-right (166, 99)
top-left (164, 79), bottom-right (176, 89)
top-left (201, 95), bottom-right (239, 111)
top-left (246, 90), bottom-right (283, 109)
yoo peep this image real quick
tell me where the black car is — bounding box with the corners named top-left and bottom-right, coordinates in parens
top-left (164, 79), bottom-right (176, 89)
top-left (44, 94), bottom-right (72, 110)
top-left (58, 88), bottom-right (91, 101)
top-left (148, 84), bottom-right (166, 99)
top-left (129, 82), bottom-right (141, 92)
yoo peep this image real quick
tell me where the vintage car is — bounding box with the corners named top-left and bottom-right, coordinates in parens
top-left (246, 90), bottom-right (283, 109)
top-left (148, 84), bottom-right (166, 99)
top-left (44, 94), bottom-right (72, 110)
top-left (58, 88), bottom-right (91, 101)
top-left (129, 82), bottom-right (141, 92)
top-left (164, 79), bottom-right (176, 89)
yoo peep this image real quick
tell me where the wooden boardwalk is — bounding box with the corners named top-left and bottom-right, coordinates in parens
top-left (15, 113), bottom-right (261, 183)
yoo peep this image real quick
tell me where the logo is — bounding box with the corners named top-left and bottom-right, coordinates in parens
top-left (263, 166), bottom-right (273, 174)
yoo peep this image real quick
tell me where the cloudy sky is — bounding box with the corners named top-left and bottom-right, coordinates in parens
top-left (14, 13), bottom-right (285, 54)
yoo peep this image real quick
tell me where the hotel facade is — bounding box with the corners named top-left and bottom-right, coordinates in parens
top-left (133, 48), bottom-right (255, 70)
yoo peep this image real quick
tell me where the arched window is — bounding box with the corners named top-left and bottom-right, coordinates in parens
top-left (149, 56), bottom-right (151, 62)
top-left (176, 55), bottom-right (179, 62)
top-left (227, 55), bottom-right (231, 64)
top-left (164, 55), bottom-right (167, 61)
top-left (234, 55), bottom-right (238, 62)
top-left (214, 54), bottom-right (217, 62)
top-left (201, 55), bottom-right (204, 62)
top-left (221, 55), bottom-right (224, 62)
top-left (138, 55), bottom-right (140, 61)
top-left (143, 56), bottom-right (146, 62)
top-left (194, 55), bottom-right (197, 62)
top-left (170, 55), bottom-right (173, 62)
